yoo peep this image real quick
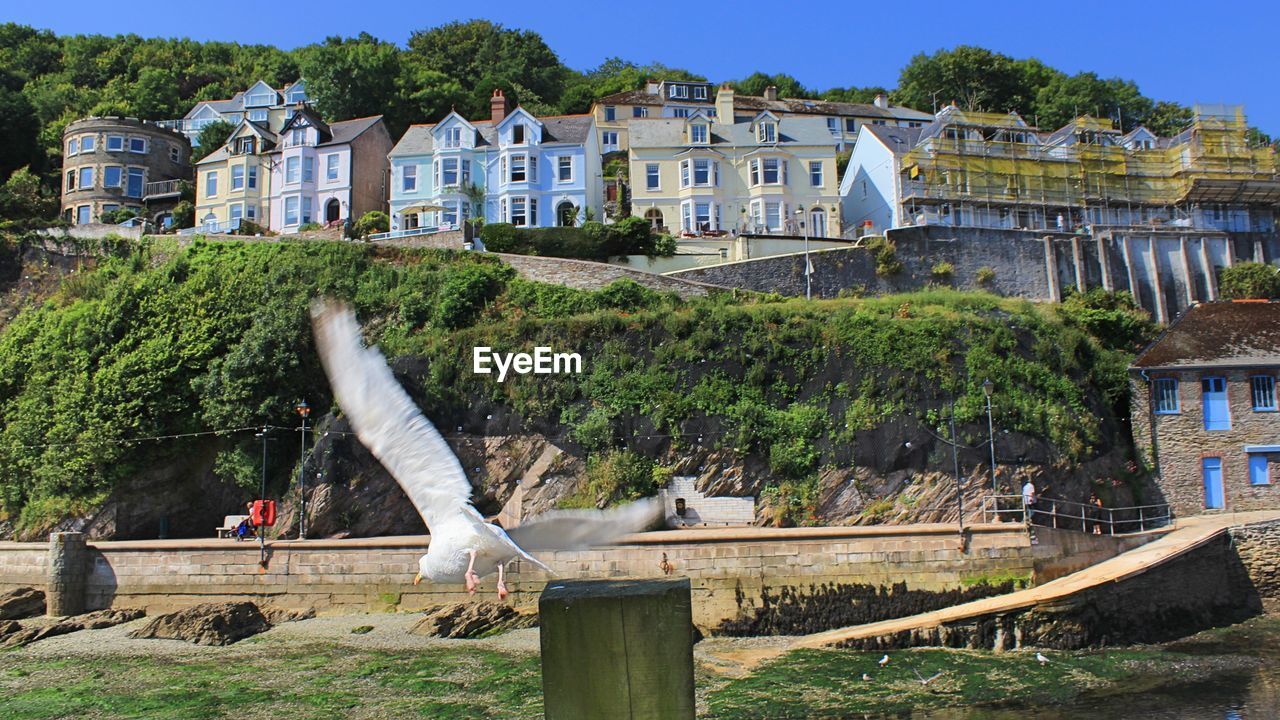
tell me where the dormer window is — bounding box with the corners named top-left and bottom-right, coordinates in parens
top-left (245, 90), bottom-right (275, 107)
top-left (693, 86), bottom-right (707, 100)
top-left (756, 122), bottom-right (777, 143)
top-left (633, 106), bottom-right (649, 118)
top-left (670, 85), bottom-right (688, 99)
top-left (443, 127), bottom-right (462, 148)
top-left (689, 123), bottom-right (708, 144)
top-left (512, 124), bottom-right (526, 145)
top-left (249, 109), bottom-right (268, 123)
top-left (234, 137), bottom-right (255, 155)
top-left (291, 128), bottom-right (307, 146)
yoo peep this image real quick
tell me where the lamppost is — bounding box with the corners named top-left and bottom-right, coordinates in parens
top-left (794, 205), bottom-right (811, 300)
top-left (949, 395), bottom-right (963, 533)
top-left (295, 399), bottom-right (311, 539)
top-left (254, 426), bottom-right (269, 565)
top-left (982, 379), bottom-right (997, 493)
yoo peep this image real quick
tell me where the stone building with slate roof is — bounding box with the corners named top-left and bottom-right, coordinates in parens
top-left (1131, 300), bottom-right (1280, 515)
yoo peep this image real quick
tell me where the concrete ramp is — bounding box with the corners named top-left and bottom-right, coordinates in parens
top-left (792, 510), bottom-right (1280, 650)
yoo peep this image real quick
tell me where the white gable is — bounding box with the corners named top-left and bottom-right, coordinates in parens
top-left (242, 80), bottom-right (278, 108)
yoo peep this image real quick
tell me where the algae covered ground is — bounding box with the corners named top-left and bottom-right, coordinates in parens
top-left (0, 614), bottom-right (1275, 719)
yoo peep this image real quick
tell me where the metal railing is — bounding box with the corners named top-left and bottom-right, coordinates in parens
top-left (978, 494), bottom-right (1172, 535)
top-left (365, 226), bottom-right (456, 242)
top-left (178, 217), bottom-right (242, 236)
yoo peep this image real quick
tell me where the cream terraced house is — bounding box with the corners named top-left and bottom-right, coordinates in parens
top-left (194, 110), bottom-right (390, 233)
top-left (159, 79), bottom-right (309, 146)
top-left (591, 80), bottom-right (931, 154)
top-left (627, 111), bottom-right (843, 237)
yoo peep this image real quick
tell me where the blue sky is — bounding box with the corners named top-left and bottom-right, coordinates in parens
top-left (10, 0), bottom-right (1280, 133)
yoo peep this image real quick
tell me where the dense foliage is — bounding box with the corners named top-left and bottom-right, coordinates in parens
top-left (479, 217), bottom-right (657, 260)
top-left (1220, 261), bottom-right (1280, 300)
top-left (1, 20), bottom-right (1263, 228)
top-left (0, 238), bottom-right (1151, 535)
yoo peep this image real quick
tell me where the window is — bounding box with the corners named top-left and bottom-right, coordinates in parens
top-left (78, 167), bottom-right (94, 189)
top-left (67, 138), bottom-right (78, 156)
top-left (302, 196), bottom-right (313, 224)
top-left (291, 128), bottom-right (306, 146)
top-left (757, 122), bottom-right (776, 143)
top-left (761, 158), bottom-right (783, 185)
top-left (230, 204), bottom-right (243, 222)
top-left (670, 85), bottom-right (687, 99)
top-left (645, 163), bottom-right (660, 191)
top-left (247, 166), bottom-right (257, 189)
top-left (126, 168), bottom-right (144, 198)
top-left (845, 118), bottom-right (858, 133)
top-left (1153, 378), bottom-right (1179, 414)
top-left (461, 159), bottom-right (471, 186)
top-left (76, 206), bottom-right (90, 225)
top-left (1250, 454), bottom-right (1271, 485)
top-left (403, 165), bottom-right (416, 192)
top-left (286, 156), bottom-right (299, 184)
top-left (749, 160), bottom-right (758, 187)
top-left (693, 159), bottom-right (715, 186)
top-left (303, 157), bottom-right (314, 182)
top-left (235, 137), bottom-right (255, 155)
top-left (205, 172), bottom-right (218, 198)
top-left (693, 86), bottom-right (707, 100)
top-left (102, 204), bottom-right (118, 214)
top-left (633, 107), bottom-right (648, 118)
top-left (1202, 376), bottom-right (1230, 431)
top-left (169, 144), bottom-right (179, 163)
top-left (603, 106), bottom-right (616, 122)
top-left (326, 154), bottom-right (339, 182)
top-left (512, 124), bottom-right (526, 145)
top-left (129, 138), bottom-right (147, 154)
top-left (872, 119), bottom-right (887, 126)
top-left (1252, 376), bottom-right (1276, 411)
top-left (695, 202), bottom-right (714, 230)
top-left (679, 159), bottom-right (716, 188)
top-left (231, 165), bottom-right (245, 190)
top-left (765, 202), bottom-right (782, 231)
top-left (558, 156), bottom-right (572, 182)
top-left (248, 109), bottom-right (268, 122)
top-left (65, 170), bottom-right (75, 191)
top-left (510, 196), bottom-right (530, 226)
top-left (81, 136), bottom-right (95, 152)
top-left (440, 157), bottom-right (459, 186)
top-left (103, 166), bottom-right (122, 188)
top-left (107, 136), bottom-right (124, 152)
top-left (246, 91), bottom-right (274, 106)
top-left (672, 108), bottom-right (690, 118)
top-left (690, 124), bottom-right (708, 144)
top-left (443, 127), bottom-right (462, 148)
top-left (827, 118), bottom-right (840, 136)
top-left (509, 154), bottom-right (527, 183)
top-left (602, 131), bottom-right (619, 150)
top-left (809, 161), bottom-right (823, 187)
top-left (403, 212), bottom-right (419, 230)
top-left (245, 204), bottom-right (256, 220)
top-left (285, 196), bottom-right (299, 225)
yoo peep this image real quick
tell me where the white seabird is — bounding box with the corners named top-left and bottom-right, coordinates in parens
top-left (311, 300), bottom-right (661, 600)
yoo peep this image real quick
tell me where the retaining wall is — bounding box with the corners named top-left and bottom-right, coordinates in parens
top-left (0, 523), bottom-right (1151, 627)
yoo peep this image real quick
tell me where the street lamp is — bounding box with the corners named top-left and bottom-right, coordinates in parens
top-left (254, 426), bottom-right (270, 565)
top-left (295, 399), bottom-right (311, 539)
top-left (794, 205), bottom-right (811, 300)
top-left (982, 379), bottom-right (996, 493)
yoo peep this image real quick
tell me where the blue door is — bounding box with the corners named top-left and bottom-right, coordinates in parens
top-left (1202, 377), bottom-right (1230, 430)
top-left (1202, 457), bottom-right (1224, 509)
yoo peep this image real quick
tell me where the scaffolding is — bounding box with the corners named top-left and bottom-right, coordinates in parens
top-left (899, 105), bottom-right (1280, 231)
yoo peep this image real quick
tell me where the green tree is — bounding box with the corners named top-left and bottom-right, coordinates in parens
top-left (130, 66), bottom-right (182, 120)
top-left (819, 86), bottom-right (890, 105)
top-left (1220, 262), bottom-right (1280, 300)
top-left (0, 70), bottom-right (40, 181)
top-left (895, 46), bottom-right (1039, 114)
top-left (404, 20), bottom-right (568, 118)
top-left (1032, 73), bottom-right (1152, 131)
top-left (297, 33), bottom-right (404, 129)
top-left (1145, 101), bottom-right (1194, 137)
top-left (192, 120), bottom-right (235, 162)
top-left (731, 72), bottom-right (808, 98)
top-left (0, 166), bottom-right (58, 223)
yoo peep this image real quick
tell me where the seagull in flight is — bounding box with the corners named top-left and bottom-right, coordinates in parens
top-left (311, 300), bottom-right (661, 600)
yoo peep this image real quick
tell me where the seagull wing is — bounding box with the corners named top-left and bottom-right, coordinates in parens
top-left (506, 497), bottom-right (662, 551)
top-left (310, 300), bottom-right (479, 532)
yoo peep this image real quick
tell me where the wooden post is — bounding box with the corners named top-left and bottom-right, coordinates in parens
top-left (539, 578), bottom-right (696, 720)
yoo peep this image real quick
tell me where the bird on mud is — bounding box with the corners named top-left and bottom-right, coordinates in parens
top-left (878, 654), bottom-right (890, 667)
top-left (310, 300), bottom-right (661, 601)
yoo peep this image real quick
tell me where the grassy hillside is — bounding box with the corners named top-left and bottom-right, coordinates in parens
top-left (0, 237), bottom-right (1154, 539)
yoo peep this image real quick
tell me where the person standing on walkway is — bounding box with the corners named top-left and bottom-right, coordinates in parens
top-left (1022, 480), bottom-right (1037, 524)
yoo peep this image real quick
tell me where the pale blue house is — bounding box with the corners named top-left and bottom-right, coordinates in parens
top-left (387, 90), bottom-right (602, 236)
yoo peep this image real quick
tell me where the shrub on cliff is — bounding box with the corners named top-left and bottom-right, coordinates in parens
top-left (478, 220), bottom-right (659, 261)
top-left (1220, 262), bottom-right (1280, 300)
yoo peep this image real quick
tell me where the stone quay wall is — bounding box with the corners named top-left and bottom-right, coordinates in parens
top-left (0, 523), bottom-right (1150, 627)
top-left (1231, 519), bottom-right (1280, 611)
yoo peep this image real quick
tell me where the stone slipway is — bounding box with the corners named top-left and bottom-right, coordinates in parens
top-left (790, 510), bottom-right (1280, 651)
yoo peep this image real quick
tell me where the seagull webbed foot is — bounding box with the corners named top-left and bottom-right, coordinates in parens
top-left (465, 570), bottom-right (480, 595)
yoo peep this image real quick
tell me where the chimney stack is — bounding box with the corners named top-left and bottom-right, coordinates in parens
top-left (490, 88), bottom-right (511, 124)
top-left (763, 85), bottom-right (778, 102)
top-left (873, 93), bottom-right (889, 109)
top-left (715, 83), bottom-right (735, 123)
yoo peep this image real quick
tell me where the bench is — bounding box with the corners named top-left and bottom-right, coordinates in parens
top-left (216, 515), bottom-right (251, 539)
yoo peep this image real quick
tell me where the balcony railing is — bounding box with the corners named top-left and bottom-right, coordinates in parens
top-left (143, 180), bottom-right (182, 200)
top-left (365, 226), bottom-right (460, 242)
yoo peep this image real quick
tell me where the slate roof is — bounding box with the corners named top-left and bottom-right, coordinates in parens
top-left (732, 95), bottom-right (931, 122)
top-left (388, 113), bottom-right (592, 157)
top-left (861, 125), bottom-right (923, 156)
top-left (1132, 301), bottom-right (1280, 369)
top-left (322, 115), bottom-right (384, 146)
top-left (627, 115), bottom-right (840, 149)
